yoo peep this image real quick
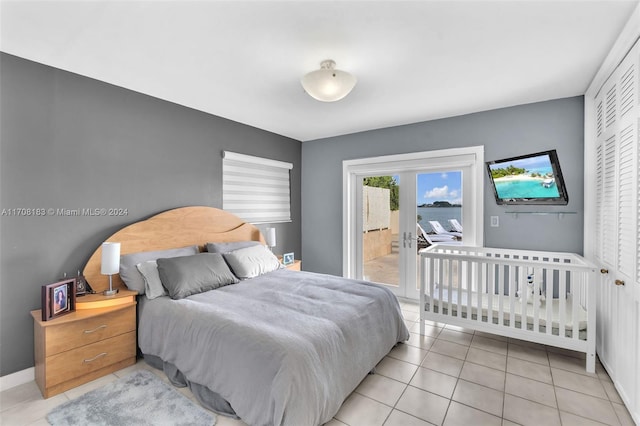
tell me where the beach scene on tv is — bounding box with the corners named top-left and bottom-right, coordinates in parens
top-left (489, 153), bottom-right (561, 199)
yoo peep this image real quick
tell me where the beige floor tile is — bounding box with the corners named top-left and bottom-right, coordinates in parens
top-left (404, 319), bottom-right (417, 330)
top-left (431, 339), bottom-right (469, 360)
top-left (409, 366), bottom-right (458, 398)
top-left (25, 418), bottom-right (51, 426)
top-left (612, 402), bottom-right (635, 426)
top-left (471, 335), bottom-right (509, 355)
top-left (600, 380), bottom-right (623, 404)
top-left (355, 374), bottom-right (406, 407)
top-left (551, 368), bottom-right (608, 400)
top-left (387, 343), bottom-right (428, 366)
top-left (503, 394), bottom-right (561, 426)
top-left (0, 381), bottom-right (42, 413)
top-left (418, 324), bottom-right (444, 338)
top-left (555, 387), bottom-right (620, 425)
top-left (501, 420), bottom-right (520, 426)
top-left (402, 310), bottom-right (421, 322)
top-left (323, 419), bottom-right (348, 426)
top-left (334, 393), bottom-right (392, 426)
top-left (505, 373), bottom-right (556, 408)
top-left (466, 347), bottom-right (507, 371)
top-left (546, 346), bottom-right (586, 360)
top-left (383, 409), bottom-right (433, 426)
top-left (452, 379), bottom-right (504, 417)
top-left (444, 324), bottom-right (475, 335)
top-left (395, 386), bottom-right (450, 426)
top-left (443, 401), bottom-right (502, 426)
top-left (401, 302), bottom-right (420, 313)
top-left (460, 361), bottom-right (506, 392)
top-left (506, 356), bottom-right (552, 384)
top-left (375, 356), bottom-right (419, 383)
top-left (508, 337), bottom-right (547, 351)
top-left (216, 415), bottom-right (249, 426)
top-left (421, 351), bottom-right (464, 377)
top-left (405, 332), bottom-right (435, 350)
top-left (559, 411), bottom-right (610, 426)
top-left (507, 343), bottom-right (549, 366)
top-left (113, 358), bottom-right (155, 378)
top-left (438, 329), bottom-right (473, 346)
top-left (0, 393), bottom-right (69, 426)
top-left (474, 331), bottom-right (509, 342)
top-left (548, 352), bottom-right (597, 377)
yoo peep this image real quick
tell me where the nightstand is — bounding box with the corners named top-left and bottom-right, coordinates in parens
top-left (30, 290), bottom-right (137, 398)
top-left (284, 259), bottom-right (301, 271)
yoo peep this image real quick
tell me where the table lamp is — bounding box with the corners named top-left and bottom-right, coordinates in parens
top-left (101, 242), bottom-right (120, 296)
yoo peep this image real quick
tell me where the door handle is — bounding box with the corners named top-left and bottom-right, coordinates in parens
top-left (615, 279), bottom-right (625, 286)
top-left (600, 269), bottom-right (609, 274)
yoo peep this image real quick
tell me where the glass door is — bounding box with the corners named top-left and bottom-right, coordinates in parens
top-left (358, 169), bottom-right (466, 299)
top-left (343, 146), bottom-right (484, 301)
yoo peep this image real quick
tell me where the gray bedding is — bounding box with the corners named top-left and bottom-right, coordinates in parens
top-left (138, 268), bottom-right (409, 426)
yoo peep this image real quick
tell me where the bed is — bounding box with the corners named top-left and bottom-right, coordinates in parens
top-left (83, 206), bottom-right (409, 426)
top-left (419, 244), bottom-right (597, 372)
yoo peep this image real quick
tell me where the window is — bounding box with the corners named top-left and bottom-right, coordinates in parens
top-left (222, 151), bottom-right (293, 223)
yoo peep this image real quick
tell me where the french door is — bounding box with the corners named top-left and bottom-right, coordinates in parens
top-left (343, 147), bottom-right (484, 300)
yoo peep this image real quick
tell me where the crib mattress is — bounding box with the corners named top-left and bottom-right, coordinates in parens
top-left (425, 286), bottom-right (587, 331)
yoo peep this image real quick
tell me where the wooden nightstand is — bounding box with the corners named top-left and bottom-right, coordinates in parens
top-left (30, 290), bottom-right (137, 398)
top-left (283, 259), bottom-right (301, 271)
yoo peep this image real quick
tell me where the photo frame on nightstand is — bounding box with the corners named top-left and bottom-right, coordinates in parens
top-left (41, 278), bottom-right (76, 321)
top-left (282, 252), bottom-right (294, 266)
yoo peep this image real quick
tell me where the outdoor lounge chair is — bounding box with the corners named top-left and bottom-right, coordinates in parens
top-left (417, 223), bottom-right (459, 245)
top-left (428, 220), bottom-right (463, 239)
top-left (448, 218), bottom-right (463, 233)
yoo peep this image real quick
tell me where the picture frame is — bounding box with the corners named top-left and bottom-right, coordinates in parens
top-left (41, 278), bottom-right (76, 321)
top-left (282, 252), bottom-right (294, 266)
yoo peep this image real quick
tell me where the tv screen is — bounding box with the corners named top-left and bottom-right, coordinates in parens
top-left (486, 150), bottom-right (569, 205)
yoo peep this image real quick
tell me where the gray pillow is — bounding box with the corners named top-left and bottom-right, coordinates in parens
top-left (206, 240), bottom-right (261, 254)
top-left (157, 253), bottom-right (239, 300)
top-left (119, 245), bottom-right (199, 294)
top-left (136, 260), bottom-right (167, 300)
top-left (223, 244), bottom-right (282, 279)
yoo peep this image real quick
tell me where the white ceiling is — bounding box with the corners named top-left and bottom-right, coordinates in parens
top-left (1, 1), bottom-right (638, 142)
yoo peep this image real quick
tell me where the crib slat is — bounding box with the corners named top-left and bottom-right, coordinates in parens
top-left (448, 259), bottom-right (453, 317)
top-left (487, 262), bottom-right (494, 325)
top-left (520, 267), bottom-right (527, 332)
top-left (559, 268), bottom-right (567, 338)
top-left (466, 259), bottom-right (472, 321)
top-left (533, 267), bottom-right (540, 334)
top-left (498, 263), bottom-right (504, 326)
top-left (457, 260), bottom-right (463, 319)
top-left (428, 257), bottom-right (435, 314)
top-left (572, 272), bottom-right (580, 340)
top-left (477, 263), bottom-right (484, 324)
top-left (545, 268), bottom-right (552, 335)
top-left (438, 258), bottom-right (444, 316)
top-left (509, 265), bottom-right (516, 329)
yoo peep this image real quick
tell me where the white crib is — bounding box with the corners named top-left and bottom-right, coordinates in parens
top-left (419, 245), bottom-right (598, 372)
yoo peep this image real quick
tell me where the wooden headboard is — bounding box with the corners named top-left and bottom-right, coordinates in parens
top-left (82, 206), bottom-right (265, 293)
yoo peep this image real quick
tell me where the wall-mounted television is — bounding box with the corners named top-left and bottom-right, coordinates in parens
top-left (486, 150), bottom-right (569, 205)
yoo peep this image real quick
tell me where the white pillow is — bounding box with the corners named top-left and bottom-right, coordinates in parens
top-left (136, 260), bottom-right (167, 299)
top-left (223, 244), bottom-right (282, 279)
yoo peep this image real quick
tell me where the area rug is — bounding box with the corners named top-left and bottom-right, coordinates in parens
top-left (46, 370), bottom-right (216, 426)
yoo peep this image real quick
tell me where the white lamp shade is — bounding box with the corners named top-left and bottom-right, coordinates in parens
top-left (101, 242), bottom-right (121, 275)
top-left (265, 227), bottom-right (277, 248)
top-left (301, 60), bottom-right (357, 102)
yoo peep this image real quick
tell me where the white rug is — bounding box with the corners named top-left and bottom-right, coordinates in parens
top-left (47, 370), bottom-right (216, 426)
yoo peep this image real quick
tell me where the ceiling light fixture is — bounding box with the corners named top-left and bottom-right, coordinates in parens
top-left (301, 59), bottom-right (357, 102)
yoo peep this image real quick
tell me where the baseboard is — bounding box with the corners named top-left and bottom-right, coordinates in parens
top-left (0, 367), bottom-right (35, 392)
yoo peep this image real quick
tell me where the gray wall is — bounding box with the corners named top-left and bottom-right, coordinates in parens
top-left (0, 53), bottom-right (301, 376)
top-left (301, 97), bottom-right (584, 275)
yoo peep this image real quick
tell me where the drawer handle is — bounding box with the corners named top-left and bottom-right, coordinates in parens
top-left (83, 325), bottom-right (107, 334)
top-left (83, 352), bottom-right (107, 363)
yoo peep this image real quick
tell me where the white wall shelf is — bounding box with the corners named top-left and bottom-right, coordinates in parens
top-left (505, 211), bottom-right (577, 219)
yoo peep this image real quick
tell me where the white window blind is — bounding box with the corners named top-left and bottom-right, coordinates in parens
top-left (222, 151), bottom-right (293, 224)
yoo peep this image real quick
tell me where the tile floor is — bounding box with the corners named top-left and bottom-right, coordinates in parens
top-left (1, 301), bottom-right (636, 426)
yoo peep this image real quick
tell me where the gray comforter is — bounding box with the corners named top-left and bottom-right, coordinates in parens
top-left (138, 269), bottom-right (409, 426)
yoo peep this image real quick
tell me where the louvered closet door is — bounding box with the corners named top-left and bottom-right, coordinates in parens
top-left (593, 39), bottom-right (639, 418)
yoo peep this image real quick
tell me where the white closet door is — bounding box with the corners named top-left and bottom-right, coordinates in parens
top-left (593, 39), bottom-right (639, 420)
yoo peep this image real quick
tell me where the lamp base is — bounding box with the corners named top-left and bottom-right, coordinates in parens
top-left (103, 289), bottom-right (118, 296)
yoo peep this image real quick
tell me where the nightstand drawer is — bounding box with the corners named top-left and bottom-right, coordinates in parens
top-left (45, 305), bottom-right (135, 356)
top-left (45, 331), bottom-right (136, 388)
